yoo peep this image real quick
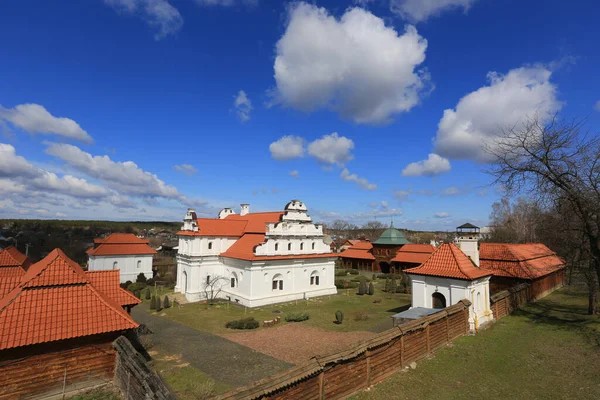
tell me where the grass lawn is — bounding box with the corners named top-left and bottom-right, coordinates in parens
top-left (148, 280), bottom-right (410, 335)
top-left (352, 285), bottom-right (600, 400)
top-left (67, 388), bottom-right (121, 400)
top-left (150, 349), bottom-right (231, 399)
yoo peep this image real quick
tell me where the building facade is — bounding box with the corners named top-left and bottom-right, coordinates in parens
top-left (175, 200), bottom-right (338, 307)
top-left (87, 233), bottom-right (156, 283)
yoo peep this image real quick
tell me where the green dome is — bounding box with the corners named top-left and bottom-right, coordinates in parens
top-left (372, 223), bottom-right (410, 245)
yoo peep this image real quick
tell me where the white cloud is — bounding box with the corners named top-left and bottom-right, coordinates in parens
top-left (273, 3), bottom-right (429, 124)
top-left (289, 170), bottom-right (299, 178)
top-left (594, 100), bottom-right (600, 111)
top-left (434, 211), bottom-right (450, 218)
top-left (340, 168), bottom-right (377, 191)
top-left (441, 186), bottom-right (460, 195)
top-left (0, 103), bottom-right (92, 143)
top-left (45, 143), bottom-right (180, 198)
top-left (104, 0), bottom-right (183, 40)
top-left (174, 163), bottom-right (198, 175)
top-left (381, 200), bottom-right (389, 209)
top-left (269, 135), bottom-right (305, 161)
top-left (0, 179), bottom-right (26, 195)
top-left (390, 0), bottom-right (478, 23)
top-left (394, 189), bottom-right (413, 200)
top-left (56, 212), bottom-right (68, 218)
top-left (308, 133), bottom-right (354, 166)
top-left (234, 90), bottom-right (252, 122)
top-left (402, 153), bottom-right (450, 176)
top-left (433, 66), bottom-right (562, 163)
top-left (30, 172), bottom-right (109, 198)
top-left (0, 143), bottom-right (38, 178)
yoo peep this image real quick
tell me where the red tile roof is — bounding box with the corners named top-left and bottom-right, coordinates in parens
top-left (0, 276), bottom-right (20, 299)
top-left (85, 270), bottom-right (142, 307)
top-left (0, 249), bottom-right (138, 350)
top-left (178, 212), bottom-right (285, 237)
top-left (87, 233), bottom-right (157, 256)
top-left (0, 246), bottom-right (31, 271)
top-left (405, 243), bottom-right (492, 280)
top-left (339, 241), bottom-right (374, 260)
top-left (479, 243), bottom-right (565, 279)
top-left (391, 244), bottom-right (436, 264)
top-left (220, 233), bottom-right (335, 261)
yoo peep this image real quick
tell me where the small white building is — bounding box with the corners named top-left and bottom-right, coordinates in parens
top-left (87, 233), bottom-right (156, 283)
top-left (175, 200), bottom-right (338, 307)
top-left (405, 227), bottom-right (494, 332)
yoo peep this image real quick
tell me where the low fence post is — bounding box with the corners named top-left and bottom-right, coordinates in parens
top-left (400, 335), bottom-right (405, 368)
top-left (318, 371), bottom-right (325, 400)
top-left (426, 324), bottom-right (431, 354)
top-left (366, 349), bottom-right (371, 387)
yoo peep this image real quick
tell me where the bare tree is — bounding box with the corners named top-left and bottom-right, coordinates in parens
top-left (202, 275), bottom-right (229, 305)
top-left (486, 114), bottom-right (600, 313)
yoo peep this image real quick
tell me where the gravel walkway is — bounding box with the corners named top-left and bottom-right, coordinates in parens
top-left (131, 303), bottom-right (291, 387)
top-left (221, 324), bottom-right (377, 364)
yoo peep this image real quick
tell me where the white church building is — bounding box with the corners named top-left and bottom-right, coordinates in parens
top-left (87, 233), bottom-right (156, 283)
top-left (175, 200), bottom-right (338, 307)
top-left (404, 224), bottom-right (494, 332)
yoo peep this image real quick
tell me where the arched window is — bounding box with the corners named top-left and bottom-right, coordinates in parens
top-left (113, 261), bottom-right (118, 270)
top-left (288, 243), bottom-right (292, 251)
top-left (137, 260), bottom-right (141, 269)
top-left (272, 274), bottom-right (283, 291)
top-left (312, 242), bottom-right (315, 250)
top-left (477, 292), bottom-right (481, 310)
top-left (310, 271), bottom-right (320, 286)
top-left (300, 243), bottom-right (304, 251)
top-left (432, 292), bottom-right (446, 309)
top-left (208, 242), bottom-right (213, 250)
top-left (275, 243), bottom-right (279, 251)
top-left (231, 272), bottom-right (238, 288)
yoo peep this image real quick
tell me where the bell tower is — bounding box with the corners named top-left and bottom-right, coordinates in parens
top-left (182, 208), bottom-right (198, 232)
top-left (456, 223), bottom-right (480, 266)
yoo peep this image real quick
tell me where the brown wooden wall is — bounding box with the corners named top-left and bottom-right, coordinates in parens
top-left (215, 301), bottom-right (471, 400)
top-left (0, 341), bottom-right (115, 399)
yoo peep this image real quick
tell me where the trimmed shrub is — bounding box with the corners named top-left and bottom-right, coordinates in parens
top-left (163, 296), bottom-right (171, 309)
top-left (335, 269), bottom-right (348, 277)
top-left (357, 280), bottom-right (367, 295)
top-left (368, 282), bottom-right (375, 295)
top-left (225, 317), bottom-right (259, 330)
top-left (134, 290), bottom-right (141, 299)
top-left (127, 282), bottom-right (147, 294)
top-left (354, 311), bottom-right (369, 321)
top-left (348, 269), bottom-right (360, 275)
top-left (350, 275), bottom-right (370, 283)
top-left (136, 273), bottom-right (147, 283)
top-left (150, 295), bottom-right (156, 310)
top-left (146, 278), bottom-right (155, 286)
top-left (335, 310), bottom-right (344, 324)
top-left (335, 279), bottom-right (359, 290)
top-left (156, 296), bottom-right (163, 312)
top-left (372, 273), bottom-right (377, 281)
top-left (120, 280), bottom-right (133, 289)
top-left (144, 287), bottom-right (151, 300)
top-left (285, 312), bottom-right (310, 322)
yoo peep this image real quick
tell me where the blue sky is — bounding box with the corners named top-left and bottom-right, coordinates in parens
top-left (1, 0), bottom-right (599, 230)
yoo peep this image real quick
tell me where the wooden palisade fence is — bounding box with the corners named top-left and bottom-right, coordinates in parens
top-left (214, 300), bottom-right (472, 400)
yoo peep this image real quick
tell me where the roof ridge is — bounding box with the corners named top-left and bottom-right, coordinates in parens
top-left (85, 281), bottom-right (139, 326)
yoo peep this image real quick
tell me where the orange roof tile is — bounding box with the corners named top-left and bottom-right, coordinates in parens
top-left (0, 246), bottom-right (31, 270)
top-left (87, 233), bottom-right (157, 256)
top-left (0, 276), bottom-right (20, 299)
top-left (0, 249), bottom-right (138, 350)
top-left (479, 243), bottom-right (565, 279)
top-left (220, 234), bottom-right (336, 261)
top-left (178, 212), bottom-right (285, 237)
top-left (85, 270), bottom-right (142, 307)
top-left (339, 241), bottom-right (374, 260)
top-left (391, 244), bottom-right (436, 264)
top-left (405, 243), bottom-right (492, 280)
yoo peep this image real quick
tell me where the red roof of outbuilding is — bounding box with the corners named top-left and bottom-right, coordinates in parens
top-left (479, 243), bottom-right (565, 279)
top-left (405, 243), bottom-right (492, 280)
top-left (339, 241), bottom-right (375, 260)
top-left (0, 249), bottom-right (138, 350)
top-left (85, 270), bottom-right (142, 307)
top-left (391, 244), bottom-right (436, 264)
top-left (0, 246), bottom-right (31, 271)
top-left (87, 233), bottom-right (157, 256)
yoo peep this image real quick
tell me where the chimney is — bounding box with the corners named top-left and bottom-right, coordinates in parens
top-left (456, 223), bottom-right (480, 266)
top-left (240, 204), bottom-right (250, 216)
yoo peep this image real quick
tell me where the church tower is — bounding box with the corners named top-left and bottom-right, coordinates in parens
top-left (182, 208), bottom-right (198, 232)
top-left (456, 223), bottom-right (480, 266)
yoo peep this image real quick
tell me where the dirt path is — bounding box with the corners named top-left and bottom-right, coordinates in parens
top-left (131, 303), bottom-right (291, 387)
top-left (221, 324), bottom-right (377, 364)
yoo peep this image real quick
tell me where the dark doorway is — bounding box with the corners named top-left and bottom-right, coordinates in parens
top-left (432, 292), bottom-right (446, 309)
top-left (379, 262), bottom-right (390, 274)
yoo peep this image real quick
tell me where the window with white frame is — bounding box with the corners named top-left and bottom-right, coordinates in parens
top-left (312, 242), bottom-right (315, 250)
top-left (287, 243), bottom-right (292, 251)
top-left (310, 271), bottom-right (320, 286)
top-left (137, 260), bottom-right (141, 268)
top-left (208, 242), bottom-right (213, 250)
top-left (272, 274), bottom-right (283, 291)
top-left (113, 261), bottom-right (118, 270)
top-left (231, 272), bottom-right (238, 288)
top-left (300, 242), bottom-right (304, 251)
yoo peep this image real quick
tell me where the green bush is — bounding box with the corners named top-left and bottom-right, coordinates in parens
top-left (335, 310), bottom-right (344, 324)
top-left (335, 269), bottom-right (348, 277)
top-left (163, 296), bottom-right (171, 309)
top-left (150, 295), bottom-right (156, 310)
top-left (372, 273), bottom-right (377, 281)
top-left (368, 282), bottom-right (375, 295)
top-left (133, 290), bottom-right (141, 299)
top-left (349, 269), bottom-right (360, 275)
top-left (144, 287), bottom-right (151, 300)
top-left (284, 312), bottom-right (310, 322)
top-left (226, 317), bottom-right (260, 330)
top-left (335, 279), bottom-right (359, 289)
top-left (120, 280), bottom-right (132, 289)
top-left (127, 282), bottom-right (147, 294)
top-left (136, 273), bottom-right (147, 283)
top-left (146, 278), bottom-right (155, 286)
top-left (357, 280), bottom-right (368, 295)
top-left (156, 296), bottom-right (163, 312)
top-left (351, 275), bottom-right (370, 283)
